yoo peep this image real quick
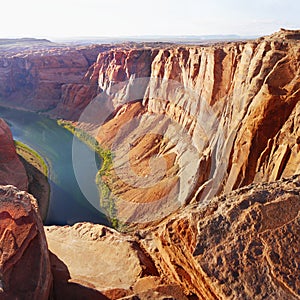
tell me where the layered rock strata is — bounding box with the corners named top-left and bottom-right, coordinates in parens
top-left (0, 44), bottom-right (113, 113)
top-left (1, 31), bottom-right (299, 208)
top-left (61, 29), bottom-right (300, 223)
top-left (0, 30), bottom-right (299, 299)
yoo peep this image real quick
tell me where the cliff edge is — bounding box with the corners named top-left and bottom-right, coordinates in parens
top-left (0, 30), bottom-right (299, 299)
top-left (45, 175), bottom-right (300, 299)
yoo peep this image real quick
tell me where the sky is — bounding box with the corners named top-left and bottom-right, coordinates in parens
top-left (0, 0), bottom-right (299, 39)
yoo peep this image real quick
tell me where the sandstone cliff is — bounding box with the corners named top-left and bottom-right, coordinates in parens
top-left (0, 30), bottom-right (299, 299)
top-left (0, 118), bottom-right (28, 190)
top-left (58, 29), bottom-right (300, 224)
top-left (0, 185), bottom-right (52, 300)
top-left (0, 44), bottom-right (113, 112)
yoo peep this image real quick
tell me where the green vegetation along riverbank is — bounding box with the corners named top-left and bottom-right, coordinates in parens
top-left (57, 120), bottom-right (119, 228)
top-left (15, 141), bottom-right (50, 221)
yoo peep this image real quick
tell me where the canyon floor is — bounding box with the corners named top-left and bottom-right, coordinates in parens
top-left (0, 29), bottom-right (300, 300)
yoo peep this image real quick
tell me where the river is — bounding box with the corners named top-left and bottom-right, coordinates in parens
top-left (0, 106), bottom-right (109, 226)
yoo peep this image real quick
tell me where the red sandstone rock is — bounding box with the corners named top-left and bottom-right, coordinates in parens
top-left (0, 119), bottom-right (28, 191)
top-left (0, 185), bottom-right (52, 300)
top-left (1, 32), bottom-right (299, 200)
top-left (0, 30), bottom-right (299, 299)
top-left (139, 174), bottom-right (300, 299)
top-left (75, 29), bottom-right (300, 212)
top-left (0, 44), bottom-right (113, 114)
top-left (47, 30), bottom-right (300, 227)
top-left (45, 176), bottom-right (300, 300)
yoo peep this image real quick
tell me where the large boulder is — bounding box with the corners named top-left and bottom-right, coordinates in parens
top-left (0, 185), bottom-right (52, 300)
top-left (45, 223), bottom-right (160, 299)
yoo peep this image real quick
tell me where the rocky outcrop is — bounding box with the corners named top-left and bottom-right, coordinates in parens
top-left (53, 47), bottom-right (155, 119)
top-left (0, 185), bottom-right (52, 300)
top-left (0, 118), bottom-right (28, 190)
top-left (138, 174), bottom-right (300, 299)
top-left (45, 175), bottom-right (300, 299)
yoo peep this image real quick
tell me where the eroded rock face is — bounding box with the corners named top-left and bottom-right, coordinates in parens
top-left (0, 31), bottom-right (299, 299)
top-left (62, 29), bottom-right (300, 224)
top-left (1, 30), bottom-right (299, 208)
top-left (0, 118), bottom-right (28, 191)
top-left (0, 44), bottom-right (112, 114)
top-left (139, 174), bottom-right (300, 299)
top-left (0, 185), bottom-right (52, 300)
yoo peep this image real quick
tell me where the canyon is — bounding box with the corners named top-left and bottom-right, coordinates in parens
top-left (0, 29), bottom-right (299, 299)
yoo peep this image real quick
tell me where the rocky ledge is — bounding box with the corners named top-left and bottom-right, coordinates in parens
top-left (1, 175), bottom-right (298, 299)
top-left (44, 174), bottom-right (300, 300)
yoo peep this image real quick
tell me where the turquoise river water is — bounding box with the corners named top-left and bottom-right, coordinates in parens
top-left (0, 106), bottom-right (109, 226)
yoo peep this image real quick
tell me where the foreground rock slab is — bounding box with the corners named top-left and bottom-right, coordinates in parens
top-left (45, 223), bottom-right (162, 299)
top-left (0, 185), bottom-right (52, 300)
top-left (139, 174), bottom-right (300, 299)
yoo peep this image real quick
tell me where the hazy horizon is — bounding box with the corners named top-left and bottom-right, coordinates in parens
top-left (1, 0), bottom-right (299, 39)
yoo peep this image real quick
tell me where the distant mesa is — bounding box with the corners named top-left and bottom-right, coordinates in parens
top-left (0, 37), bottom-right (52, 45)
top-left (263, 28), bottom-right (300, 40)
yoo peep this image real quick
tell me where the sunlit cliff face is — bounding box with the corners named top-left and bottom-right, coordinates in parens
top-left (67, 30), bottom-right (300, 223)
